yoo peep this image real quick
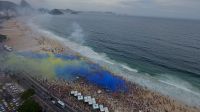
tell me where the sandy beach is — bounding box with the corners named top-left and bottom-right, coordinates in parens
top-left (0, 18), bottom-right (67, 53)
top-left (1, 18), bottom-right (200, 112)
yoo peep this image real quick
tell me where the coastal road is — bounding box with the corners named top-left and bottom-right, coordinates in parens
top-left (13, 72), bottom-right (80, 112)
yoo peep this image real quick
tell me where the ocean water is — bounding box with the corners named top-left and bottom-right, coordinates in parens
top-left (29, 13), bottom-right (200, 106)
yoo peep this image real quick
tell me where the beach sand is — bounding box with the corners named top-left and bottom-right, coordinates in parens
top-left (1, 19), bottom-right (200, 112)
top-left (0, 19), bottom-right (40, 52)
top-left (0, 19), bottom-right (66, 53)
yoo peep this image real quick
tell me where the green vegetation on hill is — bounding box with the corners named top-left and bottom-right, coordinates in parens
top-left (18, 98), bottom-right (42, 112)
top-left (0, 34), bottom-right (7, 42)
top-left (21, 89), bottom-right (35, 100)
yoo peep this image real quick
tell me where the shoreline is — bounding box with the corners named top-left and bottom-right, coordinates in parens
top-left (0, 18), bottom-right (200, 112)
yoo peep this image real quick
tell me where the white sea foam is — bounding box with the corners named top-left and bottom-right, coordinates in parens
top-left (157, 74), bottom-right (200, 97)
top-left (26, 18), bottom-right (200, 107)
top-left (121, 64), bottom-right (138, 73)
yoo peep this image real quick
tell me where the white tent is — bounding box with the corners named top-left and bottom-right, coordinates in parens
top-left (99, 105), bottom-right (104, 112)
top-left (91, 98), bottom-right (96, 104)
top-left (74, 91), bottom-right (78, 96)
top-left (92, 104), bottom-right (99, 110)
top-left (78, 95), bottom-right (83, 100)
top-left (104, 107), bottom-right (109, 112)
top-left (77, 93), bottom-right (81, 96)
top-left (84, 96), bottom-right (89, 102)
top-left (88, 98), bottom-right (94, 105)
top-left (70, 91), bottom-right (75, 95)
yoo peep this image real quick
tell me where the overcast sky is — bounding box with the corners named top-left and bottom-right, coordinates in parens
top-left (5, 0), bottom-right (200, 19)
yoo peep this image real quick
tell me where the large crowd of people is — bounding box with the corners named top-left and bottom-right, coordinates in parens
top-left (31, 35), bottom-right (200, 112)
top-left (1, 18), bottom-right (199, 112)
top-left (35, 76), bottom-right (200, 112)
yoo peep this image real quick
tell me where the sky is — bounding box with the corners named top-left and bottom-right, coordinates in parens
top-left (4, 0), bottom-right (200, 19)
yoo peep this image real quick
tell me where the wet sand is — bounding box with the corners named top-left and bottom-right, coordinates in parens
top-left (0, 19), bottom-right (200, 112)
